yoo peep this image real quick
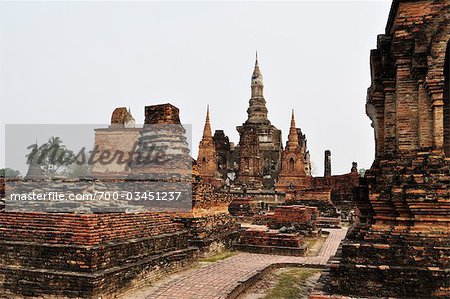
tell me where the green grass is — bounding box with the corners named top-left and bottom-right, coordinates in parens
top-left (264, 268), bottom-right (320, 299)
top-left (198, 251), bottom-right (236, 263)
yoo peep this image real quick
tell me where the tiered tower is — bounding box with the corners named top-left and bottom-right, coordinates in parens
top-left (197, 106), bottom-right (221, 186)
top-left (275, 111), bottom-right (311, 193)
top-left (325, 1), bottom-right (450, 297)
top-left (236, 55), bottom-right (283, 189)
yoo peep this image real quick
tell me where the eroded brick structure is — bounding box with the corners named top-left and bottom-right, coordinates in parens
top-left (0, 103), bottom-right (241, 298)
top-left (323, 1), bottom-right (450, 297)
top-left (197, 106), bottom-right (222, 187)
top-left (92, 107), bottom-right (139, 176)
top-left (275, 111), bottom-right (312, 192)
top-left (0, 212), bottom-right (197, 298)
top-left (235, 56), bottom-right (283, 189)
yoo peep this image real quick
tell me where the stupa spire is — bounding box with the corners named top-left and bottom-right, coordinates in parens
top-left (287, 110), bottom-right (299, 147)
top-left (202, 105), bottom-right (213, 140)
top-left (251, 52), bottom-right (263, 89)
top-left (247, 53), bottom-right (269, 124)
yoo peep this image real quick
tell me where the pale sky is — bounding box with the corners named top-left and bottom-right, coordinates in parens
top-left (0, 1), bottom-right (392, 176)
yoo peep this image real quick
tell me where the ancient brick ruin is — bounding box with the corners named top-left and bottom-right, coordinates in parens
top-left (0, 103), bottom-right (240, 298)
top-left (3, 1), bottom-right (450, 297)
top-left (0, 61), bottom-right (363, 298)
top-left (275, 111), bottom-right (312, 193)
top-left (234, 56), bottom-right (283, 189)
top-left (197, 56), bottom-right (361, 223)
top-left (197, 106), bottom-right (223, 187)
top-left (313, 1), bottom-right (450, 297)
top-left (1, 53), bottom-right (365, 297)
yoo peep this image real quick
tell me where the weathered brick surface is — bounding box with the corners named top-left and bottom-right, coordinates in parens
top-left (228, 194), bottom-right (260, 216)
top-left (236, 228), bottom-right (307, 256)
top-left (0, 212), bottom-right (198, 298)
top-left (276, 112), bottom-right (312, 193)
top-left (175, 213), bottom-right (240, 255)
top-left (197, 107), bottom-right (222, 186)
top-left (312, 172), bottom-right (360, 220)
top-left (325, 1), bottom-right (450, 297)
top-left (92, 128), bottom-right (141, 175)
top-left (110, 107), bottom-right (135, 127)
top-left (0, 212), bottom-right (182, 245)
top-left (253, 205), bottom-right (318, 232)
top-left (145, 103), bottom-right (180, 124)
top-left (143, 228), bottom-right (347, 299)
top-left (0, 103), bottom-right (241, 298)
top-left (235, 58), bottom-right (283, 189)
top-left (316, 217), bottom-right (341, 229)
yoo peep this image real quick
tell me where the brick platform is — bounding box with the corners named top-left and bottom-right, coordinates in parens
top-left (142, 228), bottom-right (347, 299)
top-left (0, 212), bottom-right (198, 298)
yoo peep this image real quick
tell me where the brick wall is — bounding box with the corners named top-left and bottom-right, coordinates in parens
top-left (0, 212), bottom-right (183, 245)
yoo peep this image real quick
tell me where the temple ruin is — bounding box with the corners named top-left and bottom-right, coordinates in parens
top-left (2, 1), bottom-right (448, 296)
top-left (312, 1), bottom-right (450, 297)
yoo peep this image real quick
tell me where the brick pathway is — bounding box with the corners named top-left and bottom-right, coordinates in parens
top-left (143, 228), bottom-right (347, 299)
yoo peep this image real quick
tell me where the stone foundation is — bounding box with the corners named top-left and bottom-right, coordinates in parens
top-left (0, 212), bottom-right (198, 298)
top-left (253, 205), bottom-right (319, 234)
top-left (328, 152), bottom-right (450, 297)
top-left (175, 213), bottom-right (240, 255)
top-left (236, 227), bottom-right (307, 256)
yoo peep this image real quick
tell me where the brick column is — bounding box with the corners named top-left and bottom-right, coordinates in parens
top-left (417, 79), bottom-right (433, 148)
top-left (395, 58), bottom-right (419, 152)
top-left (383, 81), bottom-right (396, 155)
top-left (372, 94), bottom-right (385, 158)
top-left (426, 81), bottom-right (445, 149)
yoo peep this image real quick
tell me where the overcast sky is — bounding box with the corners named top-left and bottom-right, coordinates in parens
top-left (0, 1), bottom-right (392, 175)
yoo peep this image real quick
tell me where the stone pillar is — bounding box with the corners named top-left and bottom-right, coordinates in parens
top-left (324, 150), bottom-right (331, 177)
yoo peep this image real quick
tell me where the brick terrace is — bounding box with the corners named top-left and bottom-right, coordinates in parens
top-left (138, 228), bottom-right (347, 299)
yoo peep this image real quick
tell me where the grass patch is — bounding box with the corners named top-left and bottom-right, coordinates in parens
top-left (264, 268), bottom-right (320, 299)
top-left (198, 251), bottom-right (236, 263)
top-left (305, 235), bottom-right (327, 256)
top-left (305, 238), bottom-right (318, 248)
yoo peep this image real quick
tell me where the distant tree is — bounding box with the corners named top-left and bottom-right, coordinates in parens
top-left (0, 168), bottom-right (22, 178)
top-left (26, 137), bottom-right (75, 176)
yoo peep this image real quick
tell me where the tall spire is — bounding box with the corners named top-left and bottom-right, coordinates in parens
top-left (290, 109), bottom-right (296, 128)
top-left (197, 105), bottom-right (219, 182)
top-left (287, 109), bottom-right (299, 147)
top-left (251, 52), bottom-right (263, 90)
top-left (247, 53), bottom-right (269, 124)
top-left (202, 105), bottom-right (213, 140)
